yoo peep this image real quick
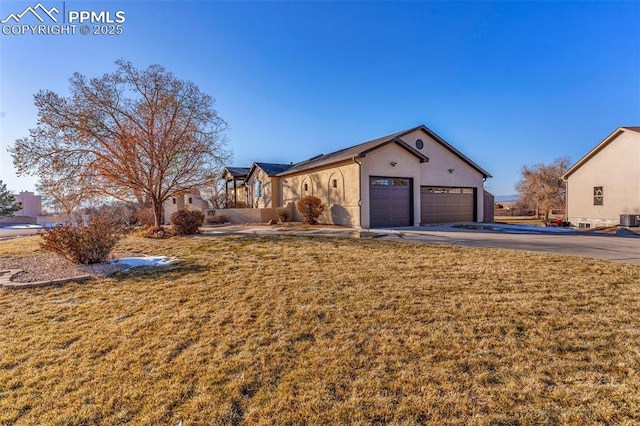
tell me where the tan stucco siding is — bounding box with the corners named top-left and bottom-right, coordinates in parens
top-left (280, 160), bottom-right (360, 226)
top-left (246, 168), bottom-right (279, 208)
top-left (402, 129), bottom-right (486, 222)
top-left (163, 191), bottom-right (208, 224)
top-left (566, 130), bottom-right (640, 227)
top-left (360, 143), bottom-right (423, 228)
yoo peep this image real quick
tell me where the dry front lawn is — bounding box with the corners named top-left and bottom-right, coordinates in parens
top-left (1, 235), bottom-right (640, 424)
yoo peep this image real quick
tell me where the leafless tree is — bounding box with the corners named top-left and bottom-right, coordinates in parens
top-left (197, 172), bottom-right (228, 209)
top-left (10, 60), bottom-right (229, 227)
top-left (515, 157), bottom-right (570, 221)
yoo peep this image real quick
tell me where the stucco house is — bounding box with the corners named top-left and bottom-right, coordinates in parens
top-left (163, 190), bottom-right (208, 224)
top-left (13, 191), bottom-right (42, 217)
top-left (562, 126), bottom-right (640, 228)
top-left (236, 124), bottom-right (492, 228)
top-left (246, 163), bottom-right (292, 208)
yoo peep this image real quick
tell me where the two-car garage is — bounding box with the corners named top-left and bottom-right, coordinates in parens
top-left (369, 177), bottom-right (476, 228)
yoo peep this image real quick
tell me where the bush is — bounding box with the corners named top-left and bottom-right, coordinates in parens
top-left (39, 214), bottom-right (124, 264)
top-left (88, 202), bottom-right (138, 227)
top-left (171, 210), bottom-right (204, 235)
top-left (135, 207), bottom-right (156, 227)
top-left (205, 212), bottom-right (228, 225)
top-left (131, 226), bottom-right (172, 239)
top-left (296, 196), bottom-right (324, 225)
top-left (278, 212), bottom-right (289, 223)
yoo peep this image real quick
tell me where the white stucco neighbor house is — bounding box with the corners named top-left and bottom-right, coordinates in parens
top-left (562, 126), bottom-right (640, 228)
top-left (13, 191), bottom-right (42, 217)
top-left (227, 124), bottom-right (492, 228)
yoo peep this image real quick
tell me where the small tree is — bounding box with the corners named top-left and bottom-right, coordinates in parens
top-left (296, 196), bottom-right (324, 225)
top-left (0, 181), bottom-right (22, 217)
top-left (516, 157), bottom-right (570, 222)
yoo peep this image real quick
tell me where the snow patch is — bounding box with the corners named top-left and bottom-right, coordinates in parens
top-left (112, 256), bottom-right (179, 271)
top-left (1, 224), bottom-right (43, 229)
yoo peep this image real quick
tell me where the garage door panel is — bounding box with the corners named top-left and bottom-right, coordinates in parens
top-left (420, 186), bottom-right (475, 224)
top-left (369, 177), bottom-right (412, 228)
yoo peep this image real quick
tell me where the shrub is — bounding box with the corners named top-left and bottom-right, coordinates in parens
top-left (135, 206), bottom-right (156, 227)
top-left (171, 210), bottom-right (204, 235)
top-left (278, 212), bottom-right (289, 223)
top-left (131, 226), bottom-right (172, 239)
top-left (88, 202), bottom-right (138, 227)
top-left (39, 214), bottom-right (124, 264)
top-left (296, 196), bottom-right (324, 225)
top-left (205, 212), bottom-right (228, 225)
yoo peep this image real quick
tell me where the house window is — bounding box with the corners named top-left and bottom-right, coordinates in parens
top-left (304, 183), bottom-right (308, 192)
top-left (255, 180), bottom-right (263, 198)
top-left (188, 197), bottom-right (192, 204)
top-left (172, 198), bottom-right (176, 204)
top-left (332, 179), bottom-right (337, 188)
top-left (594, 186), bottom-right (603, 205)
top-left (415, 139), bottom-right (424, 150)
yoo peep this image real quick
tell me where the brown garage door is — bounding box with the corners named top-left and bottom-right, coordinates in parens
top-left (420, 186), bottom-right (476, 224)
top-left (370, 177), bottom-right (412, 228)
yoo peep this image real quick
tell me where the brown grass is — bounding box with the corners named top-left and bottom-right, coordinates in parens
top-left (1, 235), bottom-right (640, 424)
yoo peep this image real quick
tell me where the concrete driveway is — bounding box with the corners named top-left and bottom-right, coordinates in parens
top-left (202, 223), bottom-right (640, 266)
top-left (379, 224), bottom-right (640, 265)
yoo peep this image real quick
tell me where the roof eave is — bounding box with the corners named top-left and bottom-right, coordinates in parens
top-left (358, 137), bottom-right (429, 163)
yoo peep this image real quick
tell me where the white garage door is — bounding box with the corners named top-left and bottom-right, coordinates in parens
top-left (420, 186), bottom-right (476, 224)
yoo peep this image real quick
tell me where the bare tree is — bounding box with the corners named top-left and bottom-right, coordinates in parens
top-left (10, 60), bottom-right (229, 227)
top-left (36, 174), bottom-right (95, 215)
top-left (197, 172), bottom-right (229, 209)
top-left (516, 157), bottom-right (570, 221)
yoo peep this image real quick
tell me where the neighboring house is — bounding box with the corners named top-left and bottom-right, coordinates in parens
top-left (163, 190), bottom-right (208, 224)
top-left (562, 126), bottom-right (640, 228)
top-left (13, 191), bottom-right (42, 217)
top-left (246, 163), bottom-right (293, 208)
top-left (222, 167), bottom-right (250, 207)
top-left (230, 124), bottom-right (492, 228)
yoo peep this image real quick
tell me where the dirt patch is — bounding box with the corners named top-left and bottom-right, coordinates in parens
top-left (0, 254), bottom-right (129, 283)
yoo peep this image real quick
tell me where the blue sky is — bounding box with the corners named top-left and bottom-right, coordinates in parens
top-left (1, 1), bottom-right (638, 196)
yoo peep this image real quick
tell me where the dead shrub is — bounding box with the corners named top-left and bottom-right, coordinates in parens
top-left (278, 212), bottom-right (289, 223)
top-left (205, 213), bottom-right (228, 225)
top-left (136, 207), bottom-right (156, 227)
top-left (39, 214), bottom-right (124, 264)
top-left (171, 210), bottom-right (204, 235)
top-left (131, 226), bottom-right (173, 239)
top-left (296, 196), bottom-right (324, 225)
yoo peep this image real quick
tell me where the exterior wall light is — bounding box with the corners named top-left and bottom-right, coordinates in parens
top-left (448, 168), bottom-right (454, 173)
top-left (390, 162), bottom-right (397, 167)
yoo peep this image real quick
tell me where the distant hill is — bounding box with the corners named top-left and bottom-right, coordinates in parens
top-left (494, 195), bottom-right (518, 202)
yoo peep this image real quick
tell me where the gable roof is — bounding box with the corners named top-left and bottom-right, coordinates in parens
top-left (277, 124), bottom-right (491, 178)
top-left (246, 162), bottom-right (293, 181)
top-left (223, 167), bottom-right (251, 178)
top-left (562, 126), bottom-right (640, 179)
top-left (407, 124), bottom-right (492, 178)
